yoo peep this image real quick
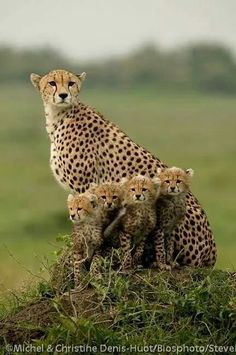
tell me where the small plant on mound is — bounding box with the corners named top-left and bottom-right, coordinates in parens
top-left (0, 243), bottom-right (236, 353)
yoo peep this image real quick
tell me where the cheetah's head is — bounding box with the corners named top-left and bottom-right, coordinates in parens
top-left (121, 175), bottom-right (160, 205)
top-left (157, 167), bottom-right (194, 196)
top-left (67, 192), bottom-right (98, 224)
top-left (30, 69), bottom-right (86, 107)
top-left (90, 182), bottom-right (123, 211)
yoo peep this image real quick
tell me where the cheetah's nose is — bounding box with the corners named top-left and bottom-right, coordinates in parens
top-left (107, 203), bottom-right (113, 208)
top-left (135, 194), bottom-right (141, 199)
top-left (170, 187), bottom-right (175, 191)
top-left (59, 93), bottom-right (68, 100)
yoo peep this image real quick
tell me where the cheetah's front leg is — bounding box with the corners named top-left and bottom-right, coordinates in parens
top-left (73, 247), bottom-right (86, 288)
top-left (166, 233), bottom-right (179, 269)
top-left (153, 228), bottom-right (171, 271)
top-left (133, 239), bottom-right (145, 267)
top-left (119, 231), bottom-right (132, 270)
top-left (90, 251), bottom-right (102, 279)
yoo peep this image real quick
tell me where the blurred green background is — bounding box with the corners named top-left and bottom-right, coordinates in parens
top-left (0, 42), bottom-right (235, 291)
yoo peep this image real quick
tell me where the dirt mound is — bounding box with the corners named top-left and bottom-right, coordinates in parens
top-left (0, 299), bottom-right (56, 344)
top-left (0, 287), bottom-right (106, 344)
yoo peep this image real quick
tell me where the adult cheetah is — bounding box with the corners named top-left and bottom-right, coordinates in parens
top-left (30, 69), bottom-right (217, 267)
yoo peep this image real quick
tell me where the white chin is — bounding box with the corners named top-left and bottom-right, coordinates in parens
top-left (54, 101), bottom-right (70, 106)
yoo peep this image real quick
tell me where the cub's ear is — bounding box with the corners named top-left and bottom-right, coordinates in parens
top-left (157, 167), bottom-right (164, 175)
top-left (186, 168), bottom-right (194, 177)
top-left (90, 194), bottom-right (98, 208)
top-left (76, 72), bottom-right (86, 82)
top-left (67, 194), bottom-right (74, 203)
top-left (152, 177), bottom-right (161, 187)
top-left (119, 177), bottom-right (128, 186)
top-left (30, 73), bottom-right (41, 89)
top-left (89, 182), bottom-right (98, 192)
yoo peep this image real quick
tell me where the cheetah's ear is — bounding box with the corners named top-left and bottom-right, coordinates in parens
top-left (157, 168), bottom-right (164, 175)
top-left (89, 182), bottom-right (98, 193)
top-left (76, 72), bottom-right (86, 82)
top-left (185, 168), bottom-right (194, 178)
top-left (67, 194), bottom-right (74, 203)
top-left (152, 177), bottom-right (161, 187)
top-left (30, 73), bottom-right (41, 89)
top-left (119, 177), bottom-right (128, 186)
top-left (89, 194), bottom-right (98, 208)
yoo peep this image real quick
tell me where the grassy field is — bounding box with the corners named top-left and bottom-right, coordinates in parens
top-left (0, 84), bottom-right (235, 291)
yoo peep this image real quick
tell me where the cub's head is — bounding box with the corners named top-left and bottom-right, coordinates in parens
top-left (158, 167), bottom-right (194, 196)
top-left (121, 175), bottom-right (160, 205)
top-left (30, 69), bottom-right (86, 107)
top-left (67, 192), bottom-right (98, 223)
top-left (90, 182), bottom-right (123, 211)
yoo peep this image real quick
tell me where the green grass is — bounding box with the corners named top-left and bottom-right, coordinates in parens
top-left (0, 267), bottom-right (236, 351)
top-left (0, 84), bottom-right (235, 290)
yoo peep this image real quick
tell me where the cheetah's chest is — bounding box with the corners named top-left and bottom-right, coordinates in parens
top-left (49, 119), bottom-right (98, 193)
top-left (124, 205), bottom-right (156, 239)
top-left (74, 224), bottom-right (102, 260)
top-left (158, 196), bottom-right (186, 232)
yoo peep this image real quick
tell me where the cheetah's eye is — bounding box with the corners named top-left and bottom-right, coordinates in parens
top-left (131, 187), bottom-right (135, 192)
top-left (142, 188), bottom-right (147, 192)
top-left (77, 207), bottom-right (82, 212)
top-left (49, 81), bottom-right (56, 87)
top-left (68, 81), bottom-right (75, 87)
top-left (176, 179), bottom-right (182, 184)
top-left (165, 180), bottom-right (170, 184)
top-left (113, 195), bottom-right (118, 200)
top-left (101, 195), bottom-right (106, 200)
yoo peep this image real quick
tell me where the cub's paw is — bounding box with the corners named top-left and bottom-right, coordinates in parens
top-left (118, 206), bottom-right (127, 218)
top-left (132, 254), bottom-right (142, 268)
top-left (152, 261), bottom-right (171, 271)
top-left (168, 260), bottom-right (180, 269)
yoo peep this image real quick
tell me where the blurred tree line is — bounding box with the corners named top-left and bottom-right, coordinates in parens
top-left (0, 43), bottom-right (236, 93)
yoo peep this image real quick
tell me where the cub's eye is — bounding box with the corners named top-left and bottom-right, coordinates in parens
top-left (165, 180), bottom-right (170, 184)
top-left (49, 81), bottom-right (56, 87)
top-left (77, 207), bottom-right (82, 212)
top-left (101, 195), bottom-right (106, 200)
top-left (142, 188), bottom-right (147, 192)
top-left (131, 187), bottom-right (136, 192)
top-left (176, 179), bottom-right (182, 184)
top-left (113, 195), bottom-right (118, 200)
top-left (68, 81), bottom-right (75, 87)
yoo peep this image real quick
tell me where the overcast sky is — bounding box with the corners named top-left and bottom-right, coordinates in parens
top-left (0, 0), bottom-right (236, 60)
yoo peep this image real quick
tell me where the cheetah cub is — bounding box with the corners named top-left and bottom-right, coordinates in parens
top-left (89, 182), bottom-right (125, 255)
top-left (107, 175), bottom-right (160, 270)
top-left (67, 192), bottom-right (103, 287)
top-left (154, 167), bottom-right (194, 270)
